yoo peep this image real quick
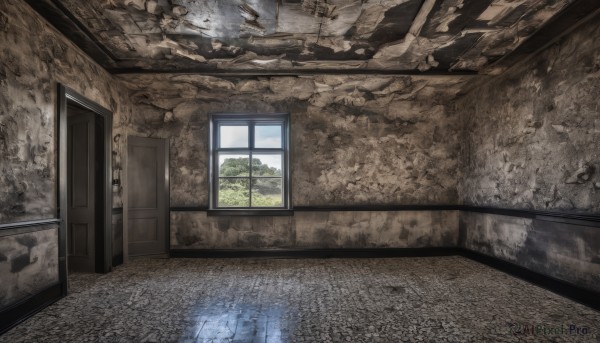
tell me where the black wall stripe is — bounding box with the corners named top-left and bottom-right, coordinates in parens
top-left (0, 219), bottom-right (61, 231)
top-left (168, 206), bottom-right (600, 226)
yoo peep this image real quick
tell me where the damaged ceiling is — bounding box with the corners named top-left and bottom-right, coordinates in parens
top-left (24, 0), bottom-right (594, 74)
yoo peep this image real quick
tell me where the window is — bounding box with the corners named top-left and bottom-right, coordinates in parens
top-left (209, 113), bottom-right (290, 213)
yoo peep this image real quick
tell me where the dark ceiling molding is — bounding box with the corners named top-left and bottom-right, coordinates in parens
top-left (109, 68), bottom-right (479, 76)
top-left (24, 0), bottom-right (116, 66)
top-left (489, 0), bottom-right (600, 71)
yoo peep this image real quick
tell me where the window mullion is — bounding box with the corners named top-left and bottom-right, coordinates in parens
top-left (249, 122), bottom-right (255, 208)
top-left (249, 151), bottom-right (252, 208)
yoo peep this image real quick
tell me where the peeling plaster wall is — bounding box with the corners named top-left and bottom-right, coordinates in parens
top-left (0, 0), bottom-right (134, 309)
top-left (457, 18), bottom-right (600, 290)
top-left (0, 226), bottom-right (59, 307)
top-left (119, 74), bottom-right (465, 248)
top-left (460, 212), bottom-right (600, 292)
top-left (458, 18), bottom-right (600, 213)
top-left (0, 0), bottom-right (133, 223)
top-left (121, 74), bottom-right (464, 207)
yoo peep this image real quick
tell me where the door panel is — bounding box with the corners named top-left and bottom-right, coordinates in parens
top-left (127, 136), bottom-right (168, 257)
top-left (69, 223), bottom-right (89, 256)
top-left (67, 111), bottom-right (95, 273)
top-left (131, 218), bottom-right (158, 242)
top-left (129, 146), bottom-right (158, 209)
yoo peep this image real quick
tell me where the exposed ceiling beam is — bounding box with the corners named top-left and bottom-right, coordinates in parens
top-left (373, 0), bottom-right (436, 60)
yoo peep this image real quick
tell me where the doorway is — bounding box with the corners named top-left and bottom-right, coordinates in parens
top-left (58, 85), bottom-right (113, 295)
top-left (66, 104), bottom-right (102, 273)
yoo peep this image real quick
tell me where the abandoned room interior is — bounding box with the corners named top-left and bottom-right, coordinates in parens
top-left (0, 0), bottom-right (599, 341)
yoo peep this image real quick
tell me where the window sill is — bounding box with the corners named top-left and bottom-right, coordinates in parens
top-left (207, 209), bottom-right (294, 217)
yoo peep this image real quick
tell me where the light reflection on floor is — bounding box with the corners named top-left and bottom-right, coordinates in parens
top-left (182, 304), bottom-right (284, 342)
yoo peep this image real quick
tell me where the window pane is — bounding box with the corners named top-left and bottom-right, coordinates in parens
top-left (251, 178), bottom-right (283, 207)
top-left (219, 125), bottom-right (248, 148)
top-left (218, 178), bottom-right (249, 207)
top-left (219, 153), bottom-right (249, 177)
top-left (255, 125), bottom-right (282, 148)
top-left (252, 153), bottom-right (282, 177)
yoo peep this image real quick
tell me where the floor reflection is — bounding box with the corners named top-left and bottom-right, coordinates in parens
top-left (182, 304), bottom-right (285, 343)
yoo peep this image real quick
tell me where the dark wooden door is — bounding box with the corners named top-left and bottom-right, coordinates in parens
top-left (127, 136), bottom-right (169, 256)
top-left (67, 111), bottom-right (96, 273)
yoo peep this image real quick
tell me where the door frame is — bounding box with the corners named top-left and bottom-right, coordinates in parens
top-left (57, 84), bottom-right (113, 296)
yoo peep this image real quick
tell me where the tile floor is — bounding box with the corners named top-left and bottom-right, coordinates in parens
top-left (1, 256), bottom-right (598, 342)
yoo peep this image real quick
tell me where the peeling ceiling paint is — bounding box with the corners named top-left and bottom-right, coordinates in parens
top-left (29, 0), bottom-right (576, 73)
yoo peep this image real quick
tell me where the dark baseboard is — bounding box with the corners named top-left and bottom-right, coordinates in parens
top-left (0, 283), bottom-right (63, 335)
top-left (170, 247), bottom-right (461, 259)
top-left (459, 250), bottom-right (600, 312)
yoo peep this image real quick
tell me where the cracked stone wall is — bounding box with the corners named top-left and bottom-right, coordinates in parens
top-left (119, 73), bottom-right (465, 248)
top-left (0, 0), bottom-right (134, 309)
top-left (457, 18), bottom-right (600, 291)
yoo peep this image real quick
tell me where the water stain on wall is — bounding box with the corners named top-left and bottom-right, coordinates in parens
top-left (171, 211), bottom-right (458, 249)
top-left (460, 211), bottom-right (600, 292)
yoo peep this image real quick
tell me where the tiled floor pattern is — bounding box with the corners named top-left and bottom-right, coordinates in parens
top-left (1, 256), bottom-right (598, 342)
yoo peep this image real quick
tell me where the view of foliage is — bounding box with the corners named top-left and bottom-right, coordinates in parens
top-left (218, 157), bottom-right (282, 207)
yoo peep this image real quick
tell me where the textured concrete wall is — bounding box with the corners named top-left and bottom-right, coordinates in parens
top-left (0, 0), bottom-right (133, 224)
top-left (458, 18), bottom-right (600, 213)
top-left (171, 211), bottom-right (458, 249)
top-left (0, 226), bottom-right (59, 307)
top-left (460, 211), bottom-right (600, 292)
